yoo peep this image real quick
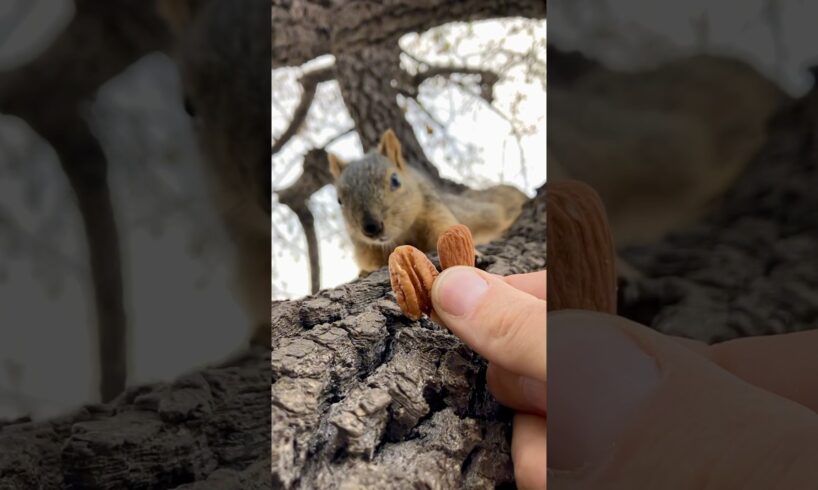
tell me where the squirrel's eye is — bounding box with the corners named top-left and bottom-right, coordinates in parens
top-left (390, 173), bottom-right (401, 189)
top-left (183, 96), bottom-right (196, 117)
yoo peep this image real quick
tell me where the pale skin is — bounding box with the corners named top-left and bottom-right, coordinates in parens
top-left (430, 267), bottom-right (818, 489)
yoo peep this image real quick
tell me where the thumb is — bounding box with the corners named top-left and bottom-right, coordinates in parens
top-left (548, 310), bottom-right (818, 489)
top-left (431, 266), bottom-right (546, 382)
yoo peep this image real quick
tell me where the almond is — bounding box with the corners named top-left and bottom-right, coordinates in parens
top-left (547, 180), bottom-right (617, 313)
top-left (437, 224), bottom-right (476, 269)
top-left (388, 245), bottom-right (439, 320)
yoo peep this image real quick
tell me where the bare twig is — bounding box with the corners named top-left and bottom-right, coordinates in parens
top-left (276, 149), bottom-right (334, 294)
top-left (271, 65), bottom-right (335, 156)
top-left (412, 65), bottom-right (499, 102)
top-left (398, 55), bottom-right (500, 103)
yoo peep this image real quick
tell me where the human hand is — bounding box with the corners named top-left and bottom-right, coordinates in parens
top-left (431, 267), bottom-right (547, 490)
top-left (548, 310), bottom-right (818, 489)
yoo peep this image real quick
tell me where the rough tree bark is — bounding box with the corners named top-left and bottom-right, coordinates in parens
top-left (5, 85), bottom-right (818, 486)
top-left (271, 0), bottom-right (546, 69)
top-left (270, 186), bottom-right (546, 488)
top-left (0, 348), bottom-right (271, 489)
top-left (0, 1), bottom-right (172, 402)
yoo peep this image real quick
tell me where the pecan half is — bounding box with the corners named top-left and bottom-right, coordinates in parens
top-left (388, 245), bottom-right (439, 320)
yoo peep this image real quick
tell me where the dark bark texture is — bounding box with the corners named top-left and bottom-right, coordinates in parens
top-left (271, 0), bottom-right (546, 69)
top-left (619, 82), bottom-right (818, 342)
top-left (0, 348), bottom-right (271, 490)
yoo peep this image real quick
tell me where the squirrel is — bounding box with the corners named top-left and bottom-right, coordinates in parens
top-left (158, 0), bottom-right (271, 346)
top-left (329, 129), bottom-right (528, 273)
top-left (548, 49), bottom-right (788, 249)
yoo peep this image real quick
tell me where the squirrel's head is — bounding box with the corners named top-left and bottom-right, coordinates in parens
top-left (329, 130), bottom-right (423, 245)
top-left (159, 0), bottom-right (271, 215)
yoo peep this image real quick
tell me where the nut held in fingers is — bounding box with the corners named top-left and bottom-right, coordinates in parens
top-left (437, 224), bottom-right (476, 269)
top-left (547, 180), bottom-right (617, 313)
top-left (389, 245), bottom-right (439, 320)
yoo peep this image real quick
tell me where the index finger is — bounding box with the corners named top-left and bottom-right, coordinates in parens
top-left (503, 270), bottom-right (547, 300)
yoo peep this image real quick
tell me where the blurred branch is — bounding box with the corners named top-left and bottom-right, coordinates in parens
top-left (410, 65), bottom-right (500, 103)
top-left (0, 1), bottom-right (167, 403)
top-left (322, 127), bottom-right (355, 147)
top-left (399, 51), bottom-right (499, 102)
top-left (271, 65), bottom-right (335, 156)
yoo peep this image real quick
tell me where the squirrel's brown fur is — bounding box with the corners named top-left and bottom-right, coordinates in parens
top-left (549, 53), bottom-right (787, 248)
top-left (158, 0), bottom-right (270, 345)
top-left (329, 129), bottom-right (528, 273)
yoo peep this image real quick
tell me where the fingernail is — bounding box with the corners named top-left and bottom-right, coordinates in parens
top-left (520, 376), bottom-right (547, 410)
top-left (548, 311), bottom-right (660, 471)
top-left (433, 267), bottom-right (489, 317)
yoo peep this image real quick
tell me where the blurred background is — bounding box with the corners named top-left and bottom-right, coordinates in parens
top-left (0, 0), bottom-right (249, 420)
top-left (549, 0), bottom-right (818, 96)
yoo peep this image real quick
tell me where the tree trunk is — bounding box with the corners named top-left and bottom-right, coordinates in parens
top-left (335, 45), bottom-right (456, 188)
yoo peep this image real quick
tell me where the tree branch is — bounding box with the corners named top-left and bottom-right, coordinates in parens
top-left (401, 63), bottom-right (500, 103)
top-left (272, 0), bottom-right (546, 69)
top-left (276, 149), bottom-right (335, 294)
top-left (271, 65), bottom-right (335, 156)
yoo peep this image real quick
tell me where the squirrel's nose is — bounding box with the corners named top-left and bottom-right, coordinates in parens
top-left (362, 216), bottom-right (384, 238)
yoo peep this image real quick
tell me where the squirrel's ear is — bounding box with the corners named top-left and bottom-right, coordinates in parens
top-left (156, 0), bottom-right (207, 36)
top-left (377, 129), bottom-right (406, 170)
top-left (328, 153), bottom-right (347, 179)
